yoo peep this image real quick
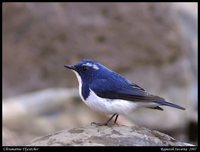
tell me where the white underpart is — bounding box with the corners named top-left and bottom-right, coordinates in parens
top-left (85, 89), bottom-right (140, 114)
top-left (72, 70), bottom-right (159, 114)
top-left (72, 70), bottom-right (84, 101)
top-left (83, 63), bottom-right (99, 70)
top-left (85, 90), bottom-right (160, 114)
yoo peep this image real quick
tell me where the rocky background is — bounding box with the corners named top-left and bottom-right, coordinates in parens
top-left (3, 3), bottom-right (197, 146)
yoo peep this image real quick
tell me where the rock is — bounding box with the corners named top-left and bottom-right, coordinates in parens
top-left (29, 125), bottom-right (193, 146)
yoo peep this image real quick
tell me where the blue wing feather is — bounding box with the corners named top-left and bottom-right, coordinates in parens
top-left (89, 78), bottom-right (163, 102)
top-left (89, 72), bottom-right (185, 110)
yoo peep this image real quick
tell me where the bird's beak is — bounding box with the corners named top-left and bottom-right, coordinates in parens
top-left (64, 64), bottom-right (76, 70)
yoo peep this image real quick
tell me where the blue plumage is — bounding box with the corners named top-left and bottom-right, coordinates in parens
top-left (65, 59), bottom-right (185, 125)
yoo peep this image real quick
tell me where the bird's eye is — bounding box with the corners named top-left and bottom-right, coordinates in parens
top-left (82, 66), bottom-right (89, 72)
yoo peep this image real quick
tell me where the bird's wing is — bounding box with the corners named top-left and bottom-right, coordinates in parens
top-left (89, 79), bottom-right (164, 102)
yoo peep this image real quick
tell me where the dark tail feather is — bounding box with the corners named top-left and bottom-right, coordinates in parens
top-left (155, 101), bottom-right (186, 110)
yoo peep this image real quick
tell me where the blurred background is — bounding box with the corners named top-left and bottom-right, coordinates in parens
top-left (3, 2), bottom-right (197, 146)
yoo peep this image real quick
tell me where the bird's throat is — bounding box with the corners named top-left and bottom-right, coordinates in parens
top-left (72, 71), bottom-right (90, 101)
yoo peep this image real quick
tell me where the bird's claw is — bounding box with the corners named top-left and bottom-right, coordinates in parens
top-left (91, 122), bottom-right (108, 126)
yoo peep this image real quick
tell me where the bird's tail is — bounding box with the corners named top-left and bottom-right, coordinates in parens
top-left (155, 101), bottom-right (186, 110)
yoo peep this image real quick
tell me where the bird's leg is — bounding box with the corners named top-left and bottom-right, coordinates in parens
top-left (91, 113), bottom-right (117, 126)
top-left (114, 114), bottom-right (119, 125)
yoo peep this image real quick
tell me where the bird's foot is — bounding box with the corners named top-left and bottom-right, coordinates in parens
top-left (91, 122), bottom-right (109, 126)
top-left (91, 114), bottom-right (119, 126)
top-left (113, 122), bottom-right (119, 126)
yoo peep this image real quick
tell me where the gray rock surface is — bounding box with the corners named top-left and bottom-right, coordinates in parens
top-left (29, 125), bottom-right (193, 146)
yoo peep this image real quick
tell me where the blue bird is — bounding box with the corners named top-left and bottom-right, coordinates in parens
top-left (64, 59), bottom-right (185, 126)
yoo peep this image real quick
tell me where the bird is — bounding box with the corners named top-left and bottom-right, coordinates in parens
top-left (64, 59), bottom-right (185, 126)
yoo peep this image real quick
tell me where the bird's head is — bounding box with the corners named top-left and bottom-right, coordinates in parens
top-left (65, 59), bottom-right (107, 83)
